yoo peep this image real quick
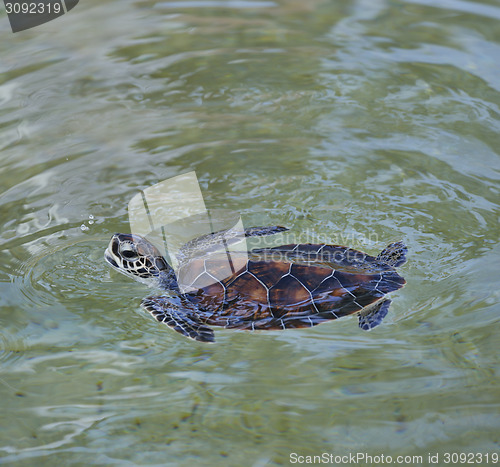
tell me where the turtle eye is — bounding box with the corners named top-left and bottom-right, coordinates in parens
top-left (120, 244), bottom-right (139, 260)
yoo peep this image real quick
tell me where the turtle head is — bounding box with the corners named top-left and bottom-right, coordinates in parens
top-left (105, 233), bottom-right (177, 289)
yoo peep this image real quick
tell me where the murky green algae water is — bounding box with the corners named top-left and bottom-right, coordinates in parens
top-left (1, 0), bottom-right (499, 465)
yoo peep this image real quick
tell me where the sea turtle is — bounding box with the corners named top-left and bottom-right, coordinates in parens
top-left (104, 226), bottom-right (407, 343)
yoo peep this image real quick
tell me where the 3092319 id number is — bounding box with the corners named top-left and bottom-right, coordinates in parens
top-left (443, 452), bottom-right (498, 464)
top-left (4, 2), bottom-right (62, 14)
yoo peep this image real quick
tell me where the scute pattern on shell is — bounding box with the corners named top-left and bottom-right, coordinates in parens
top-left (178, 243), bottom-right (406, 331)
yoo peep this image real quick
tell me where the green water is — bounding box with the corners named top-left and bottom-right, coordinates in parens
top-left (1, 0), bottom-right (499, 465)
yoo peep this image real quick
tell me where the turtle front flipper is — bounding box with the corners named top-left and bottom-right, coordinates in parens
top-left (358, 299), bottom-right (391, 330)
top-left (178, 225), bottom-right (289, 263)
top-left (242, 225), bottom-right (288, 237)
top-left (141, 296), bottom-right (215, 343)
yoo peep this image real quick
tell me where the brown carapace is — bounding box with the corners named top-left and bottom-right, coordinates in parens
top-left (105, 226), bottom-right (407, 343)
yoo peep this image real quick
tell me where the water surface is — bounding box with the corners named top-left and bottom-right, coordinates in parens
top-left (0, 0), bottom-right (499, 465)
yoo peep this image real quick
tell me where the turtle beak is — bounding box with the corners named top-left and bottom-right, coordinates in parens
top-left (104, 234), bottom-right (122, 269)
top-left (104, 249), bottom-right (118, 268)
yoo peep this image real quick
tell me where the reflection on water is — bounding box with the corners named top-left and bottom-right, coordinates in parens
top-left (1, 0), bottom-right (499, 464)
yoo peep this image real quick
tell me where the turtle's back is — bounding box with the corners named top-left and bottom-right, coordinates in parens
top-left (181, 244), bottom-right (405, 330)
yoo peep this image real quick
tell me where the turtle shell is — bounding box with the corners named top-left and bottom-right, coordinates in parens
top-left (177, 244), bottom-right (406, 331)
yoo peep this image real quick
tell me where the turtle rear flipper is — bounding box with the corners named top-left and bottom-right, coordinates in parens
top-left (358, 299), bottom-right (391, 330)
top-left (376, 242), bottom-right (407, 267)
top-left (141, 296), bottom-right (215, 343)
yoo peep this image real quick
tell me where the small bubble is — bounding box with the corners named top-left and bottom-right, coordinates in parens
top-left (81, 224), bottom-right (89, 231)
top-left (89, 214), bottom-right (94, 219)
